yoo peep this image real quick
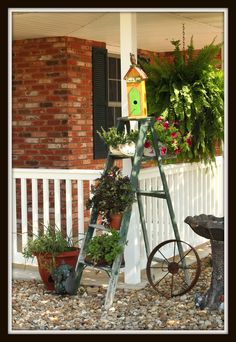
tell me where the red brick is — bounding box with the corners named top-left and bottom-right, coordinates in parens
top-left (13, 36), bottom-right (105, 170)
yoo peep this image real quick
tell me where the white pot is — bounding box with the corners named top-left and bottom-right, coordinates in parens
top-left (143, 146), bottom-right (156, 157)
top-left (119, 142), bottom-right (136, 157)
top-left (109, 146), bottom-right (124, 156)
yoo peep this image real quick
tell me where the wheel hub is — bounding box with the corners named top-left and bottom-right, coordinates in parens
top-left (168, 261), bottom-right (179, 274)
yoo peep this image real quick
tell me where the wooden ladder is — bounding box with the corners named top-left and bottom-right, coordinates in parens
top-left (73, 117), bottom-right (186, 309)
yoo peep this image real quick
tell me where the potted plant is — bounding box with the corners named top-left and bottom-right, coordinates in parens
top-left (22, 224), bottom-right (80, 291)
top-left (85, 229), bottom-right (127, 266)
top-left (97, 127), bottom-right (139, 156)
top-left (139, 38), bottom-right (224, 164)
top-left (86, 166), bottom-right (135, 229)
top-left (143, 117), bottom-right (192, 160)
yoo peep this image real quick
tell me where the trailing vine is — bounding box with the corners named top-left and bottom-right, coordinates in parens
top-left (139, 38), bottom-right (224, 164)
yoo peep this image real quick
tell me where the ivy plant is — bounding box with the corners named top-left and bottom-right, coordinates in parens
top-left (86, 230), bottom-right (126, 266)
top-left (139, 38), bottom-right (224, 164)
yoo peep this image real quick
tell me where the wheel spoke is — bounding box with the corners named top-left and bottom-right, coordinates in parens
top-left (173, 241), bottom-right (176, 262)
top-left (177, 248), bottom-right (192, 265)
top-left (152, 270), bottom-right (170, 287)
top-left (170, 273), bottom-right (174, 296)
top-left (146, 240), bottom-right (201, 298)
top-left (156, 249), bottom-right (170, 264)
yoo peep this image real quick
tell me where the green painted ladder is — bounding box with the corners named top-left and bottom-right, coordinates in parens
top-left (71, 117), bottom-right (186, 309)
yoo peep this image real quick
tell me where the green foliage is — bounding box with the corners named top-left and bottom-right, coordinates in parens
top-left (22, 224), bottom-right (78, 259)
top-left (97, 127), bottom-right (127, 148)
top-left (86, 230), bottom-right (126, 265)
top-left (139, 38), bottom-right (224, 164)
top-left (86, 166), bottom-right (135, 221)
top-left (97, 127), bottom-right (139, 148)
top-left (126, 129), bottom-right (139, 144)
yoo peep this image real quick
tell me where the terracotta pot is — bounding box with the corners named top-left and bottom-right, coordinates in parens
top-left (109, 213), bottom-right (123, 230)
top-left (35, 248), bottom-right (80, 291)
top-left (97, 213), bottom-right (103, 225)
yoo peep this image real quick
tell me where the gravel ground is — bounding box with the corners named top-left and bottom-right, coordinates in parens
top-left (11, 257), bottom-right (225, 332)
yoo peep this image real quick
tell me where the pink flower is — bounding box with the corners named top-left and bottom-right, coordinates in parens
top-left (187, 137), bottom-right (192, 146)
top-left (160, 146), bottom-right (167, 156)
top-left (171, 132), bottom-right (178, 138)
top-left (173, 120), bottom-right (180, 126)
top-left (144, 140), bottom-right (151, 148)
top-left (163, 121), bottom-right (169, 129)
top-left (154, 116), bottom-right (192, 157)
top-left (186, 134), bottom-right (192, 146)
top-left (174, 148), bottom-right (181, 155)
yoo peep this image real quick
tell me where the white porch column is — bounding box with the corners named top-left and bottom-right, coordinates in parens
top-left (120, 13), bottom-right (141, 284)
top-left (120, 12), bottom-right (137, 118)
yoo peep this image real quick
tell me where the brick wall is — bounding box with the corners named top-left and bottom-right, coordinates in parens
top-left (12, 37), bottom-right (106, 233)
top-left (12, 36), bottom-right (105, 170)
top-left (138, 48), bottom-right (174, 63)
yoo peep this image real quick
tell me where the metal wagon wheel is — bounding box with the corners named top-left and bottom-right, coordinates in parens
top-left (146, 239), bottom-right (201, 298)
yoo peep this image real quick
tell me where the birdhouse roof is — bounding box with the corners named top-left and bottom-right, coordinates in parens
top-left (123, 65), bottom-right (148, 80)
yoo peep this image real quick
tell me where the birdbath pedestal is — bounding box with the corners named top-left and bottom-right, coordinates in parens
top-left (184, 214), bottom-right (224, 310)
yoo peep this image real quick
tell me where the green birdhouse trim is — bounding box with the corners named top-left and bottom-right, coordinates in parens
top-left (129, 87), bottom-right (141, 116)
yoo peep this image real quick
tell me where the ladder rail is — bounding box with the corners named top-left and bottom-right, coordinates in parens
top-left (150, 121), bottom-right (190, 284)
top-left (73, 117), bottom-right (190, 308)
top-left (104, 209), bottom-right (132, 309)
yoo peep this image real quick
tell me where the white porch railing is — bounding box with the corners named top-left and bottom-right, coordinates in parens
top-left (12, 168), bottom-right (102, 266)
top-left (12, 157), bottom-right (223, 284)
top-left (136, 156), bottom-right (224, 271)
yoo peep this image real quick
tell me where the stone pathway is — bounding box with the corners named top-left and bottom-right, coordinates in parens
top-left (11, 256), bottom-right (225, 332)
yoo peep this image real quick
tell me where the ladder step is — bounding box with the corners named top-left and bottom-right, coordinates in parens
top-left (141, 156), bottom-right (157, 161)
top-left (137, 190), bottom-right (167, 199)
top-left (83, 262), bottom-right (125, 272)
top-left (110, 154), bottom-right (131, 159)
top-left (88, 224), bottom-right (111, 231)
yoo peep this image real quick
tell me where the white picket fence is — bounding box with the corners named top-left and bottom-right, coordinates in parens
top-left (12, 168), bottom-right (102, 266)
top-left (136, 157), bottom-right (224, 271)
top-left (11, 157), bottom-right (223, 283)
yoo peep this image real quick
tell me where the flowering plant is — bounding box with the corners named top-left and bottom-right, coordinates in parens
top-left (144, 116), bottom-right (192, 158)
top-left (86, 166), bottom-right (135, 222)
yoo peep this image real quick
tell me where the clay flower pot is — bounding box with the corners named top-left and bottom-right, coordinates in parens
top-left (109, 213), bottom-right (123, 230)
top-left (35, 248), bottom-right (80, 291)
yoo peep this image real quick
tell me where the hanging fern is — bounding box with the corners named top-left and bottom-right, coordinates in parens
top-left (138, 38), bottom-right (224, 164)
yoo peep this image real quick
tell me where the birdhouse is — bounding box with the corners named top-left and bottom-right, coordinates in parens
top-left (123, 54), bottom-right (148, 119)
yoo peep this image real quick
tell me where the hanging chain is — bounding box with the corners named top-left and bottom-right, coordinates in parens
top-left (182, 23), bottom-right (186, 62)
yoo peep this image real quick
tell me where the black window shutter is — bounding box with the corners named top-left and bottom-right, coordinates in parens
top-left (92, 47), bottom-right (108, 159)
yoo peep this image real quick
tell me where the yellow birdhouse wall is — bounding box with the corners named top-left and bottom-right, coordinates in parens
top-left (127, 81), bottom-right (147, 119)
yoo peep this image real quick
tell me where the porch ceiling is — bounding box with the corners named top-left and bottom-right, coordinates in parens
top-left (12, 10), bottom-right (224, 52)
